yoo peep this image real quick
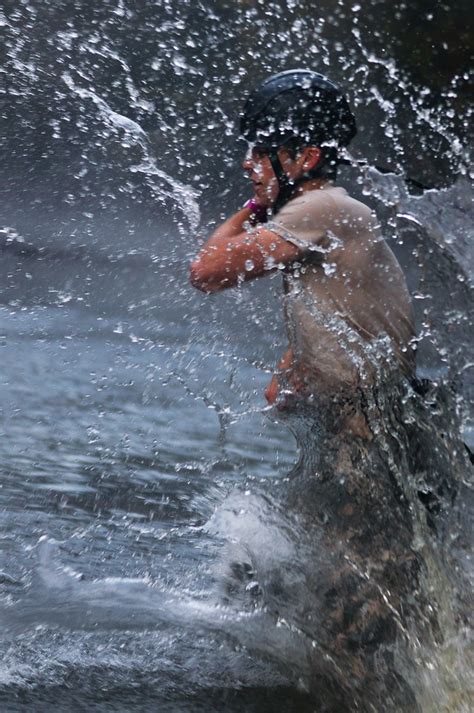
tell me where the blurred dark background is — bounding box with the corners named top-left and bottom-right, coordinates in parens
top-left (0, 0), bottom-right (472, 243)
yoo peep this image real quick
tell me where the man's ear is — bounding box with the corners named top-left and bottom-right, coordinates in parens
top-left (301, 146), bottom-right (322, 171)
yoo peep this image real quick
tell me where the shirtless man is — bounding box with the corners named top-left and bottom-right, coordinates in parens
top-left (190, 70), bottom-right (415, 425)
top-left (189, 74), bottom-right (464, 708)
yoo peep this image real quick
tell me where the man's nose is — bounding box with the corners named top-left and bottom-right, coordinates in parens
top-left (242, 155), bottom-right (253, 171)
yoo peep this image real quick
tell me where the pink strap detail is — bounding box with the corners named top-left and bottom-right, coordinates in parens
top-left (244, 198), bottom-right (268, 224)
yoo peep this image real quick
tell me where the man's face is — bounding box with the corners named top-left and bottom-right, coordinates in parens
top-left (242, 146), bottom-right (283, 207)
top-left (242, 145), bottom-right (320, 207)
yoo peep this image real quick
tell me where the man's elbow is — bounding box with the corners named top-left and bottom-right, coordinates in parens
top-left (189, 260), bottom-right (223, 293)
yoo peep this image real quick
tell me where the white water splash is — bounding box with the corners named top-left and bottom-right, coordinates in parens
top-left (62, 72), bottom-right (201, 234)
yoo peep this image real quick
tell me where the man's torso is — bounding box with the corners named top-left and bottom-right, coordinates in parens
top-left (267, 184), bottom-right (416, 396)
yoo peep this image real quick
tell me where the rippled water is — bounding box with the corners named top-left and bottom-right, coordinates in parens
top-left (0, 251), bottom-right (307, 710)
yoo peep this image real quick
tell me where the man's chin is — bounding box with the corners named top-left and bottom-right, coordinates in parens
top-left (256, 196), bottom-right (273, 209)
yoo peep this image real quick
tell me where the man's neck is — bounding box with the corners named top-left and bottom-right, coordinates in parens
top-left (295, 177), bottom-right (330, 195)
top-left (273, 177), bottom-right (332, 214)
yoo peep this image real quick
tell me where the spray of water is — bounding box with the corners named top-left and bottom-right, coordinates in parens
top-left (0, 2), bottom-right (472, 711)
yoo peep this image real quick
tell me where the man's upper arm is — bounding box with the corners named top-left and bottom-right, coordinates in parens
top-left (190, 227), bottom-right (302, 293)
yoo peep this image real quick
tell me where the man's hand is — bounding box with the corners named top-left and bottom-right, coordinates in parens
top-left (265, 348), bottom-right (313, 408)
top-left (245, 198), bottom-right (268, 226)
top-left (265, 348), bottom-right (294, 405)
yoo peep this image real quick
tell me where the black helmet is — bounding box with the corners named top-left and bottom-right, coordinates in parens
top-left (240, 70), bottom-right (357, 213)
top-left (240, 69), bottom-right (357, 149)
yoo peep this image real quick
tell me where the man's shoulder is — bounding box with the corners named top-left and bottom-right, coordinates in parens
top-left (278, 184), bottom-right (340, 216)
top-left (321, 184), bottom-right (371, 209)
top-left (322, 185), bottom-right (376, 229)
top-left (284, 183), bottom-right (368, 211)
top-left (277, 184), bottom-right (357, 227)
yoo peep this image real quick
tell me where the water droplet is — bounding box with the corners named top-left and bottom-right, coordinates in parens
top-left (323, 262), bottom-right (337, 276)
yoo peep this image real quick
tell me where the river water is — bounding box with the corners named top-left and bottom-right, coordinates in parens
top-left (0, 2), bottom-right (472, 711)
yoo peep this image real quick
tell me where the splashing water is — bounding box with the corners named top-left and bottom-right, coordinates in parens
top-left (0, 2), bottom-right (472, 711)
top-left (61, 71), bottom-right (200, 235)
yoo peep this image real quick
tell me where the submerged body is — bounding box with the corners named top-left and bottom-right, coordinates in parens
top-left (190, 177), bottom-right (470, 707)
top-left (215, 374), bottom-right (470, 712)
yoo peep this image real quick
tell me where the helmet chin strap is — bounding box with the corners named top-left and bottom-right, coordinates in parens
top-left (269, 150), bottom-right (314, 214)
top-left (268, 149), bottom-right (295, 214)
